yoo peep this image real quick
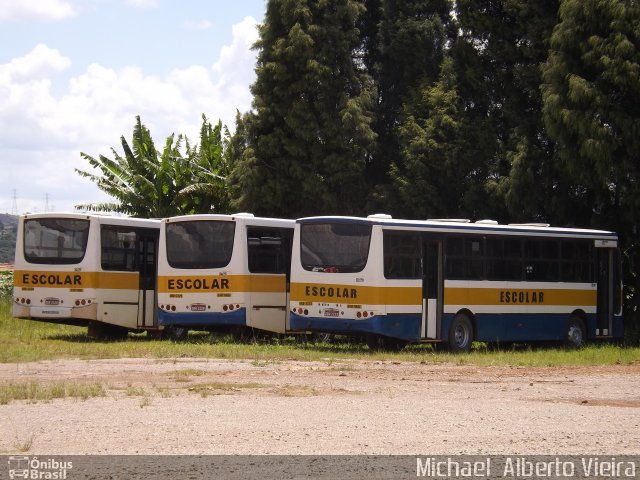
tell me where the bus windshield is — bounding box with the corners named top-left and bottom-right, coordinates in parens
top-left (300, 222), bottom-right (372, 273)
top-left (166, 220), bottom-right (235, 269)
top-left (24, 218), bottom-right (90, 264)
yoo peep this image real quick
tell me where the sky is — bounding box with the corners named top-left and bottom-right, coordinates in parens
top-left (0, 0), bottom-right (265, 214)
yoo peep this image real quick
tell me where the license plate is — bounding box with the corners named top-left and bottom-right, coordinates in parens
top-left (324, 308), bottom-right (340, 317)
top-left (190, 303), bottom-right (206, 312)
top-left (44, 298), bottom-right (60, 306)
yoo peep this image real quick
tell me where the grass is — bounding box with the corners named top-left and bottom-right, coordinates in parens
top-left (13, 434), bottom-right (35, 452)
top-left (187, 382), bottom-right (265, 397)
top-left (1, 298), bottom-right (640, 367)
top-left (0, 380), bottom-right (106, 405)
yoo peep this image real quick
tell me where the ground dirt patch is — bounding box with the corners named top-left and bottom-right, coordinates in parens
top-left (0, 358), bottom-right (638, 455)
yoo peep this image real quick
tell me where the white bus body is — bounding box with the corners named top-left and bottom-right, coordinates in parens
top-left (289, 215), bottom-right (623, 351)
top-left (13, 213), bottom-right (161, 337)
top-left (157, 213), bottom-right (298, 336)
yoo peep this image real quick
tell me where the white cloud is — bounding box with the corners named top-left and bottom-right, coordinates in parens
top-left (0, 43), bottom-right (71, 81)
top-left (0, 0), bottom-right (76, 22)
top-left (0, 16), bottom-right (260, 213)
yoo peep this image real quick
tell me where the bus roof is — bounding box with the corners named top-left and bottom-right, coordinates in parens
top-left (296, 215), bottom-right (618, 239)
top-left (164, 213), bottom-right (295, 228)
top-left (21, 212), bottom-right (161, 228)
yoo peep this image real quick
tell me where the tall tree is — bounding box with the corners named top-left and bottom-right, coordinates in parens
top-left (368, 0), bottom-right (451, 211)
top-left (76, 115), bottom-right (233, 217)
top-left (541, 0), bottom-right (640, 332)
top-left (454, 0), bottom-right (562, 223)
top-left (230, 0), bottom-right (376, 218)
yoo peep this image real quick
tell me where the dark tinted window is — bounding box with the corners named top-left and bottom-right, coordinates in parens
top-left (524, 240), bottom-right (559, 281)
top-left (166, 220), bottom-right (235, 269)
top-left (247, 227), bottom-right (293, 275)
top-left (560, 240), bottom-right (594, 282)
top-left (301, 223), bottom-right (372, 273)
top-left (24, 218), bottom-right (90, 264)
top-left (101, 226), bottom-right (137, 271)
top-left (383, 232), bottom-right (421, 279)
top-left (486, 238), bottom-right (522, 281)
top-left (445, 237), bottom-right (483, 280)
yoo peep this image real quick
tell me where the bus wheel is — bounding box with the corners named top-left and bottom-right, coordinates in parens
top-left (366, 334), bottom-right (406, 351)
top-left (164, 326), bottom-right (188, 341)
top-left (448, 314), bottom-right (473, 353)
top-left (88, 323), bottom-right (129, 341)
top-left (366, 334), bottom-right (385, 351)
top-left (565, 316), bottom-right (586, 348)
top-left (311, 332), bottom-right (332, 344)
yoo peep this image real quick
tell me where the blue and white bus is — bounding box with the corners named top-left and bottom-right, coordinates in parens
top-left (289, 215), bottom-right (622, 351)
top-left (157, 213), bottom-right (299, 338)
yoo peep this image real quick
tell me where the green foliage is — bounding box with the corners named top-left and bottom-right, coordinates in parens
top-left (542, 0), bottom-right (640, 219)
top-left (0, 215), bottom-right (17, 264)
top-left (541, 0), bottom-right (640, 335)
top-left (0, 271), bottom-right (13, 298)
top-left (452, 0), bottom-right (563, 223)
top-left (368, 0), bottom-right (451, 208)
top-left (76, 115), bottom-right (233, 217)
top-left (230, 0), bottom-right (376, 217)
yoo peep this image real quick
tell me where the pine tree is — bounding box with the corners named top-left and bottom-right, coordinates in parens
top-left (541, 0), bottom-right (640, 335)
top-left (368, 0), bottom-right (451, 211)
top-left (230, 0), bottom-right (376, 218)
top-left (454, 0), bottom-right (563, 223)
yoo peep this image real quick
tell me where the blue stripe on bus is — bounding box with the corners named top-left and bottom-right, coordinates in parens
top-left (158, 308), bottom-right (246, 327)
top-left (291, 312), bottom-right (624, 343)
top-left (289, 313), bottom-right (422, 342)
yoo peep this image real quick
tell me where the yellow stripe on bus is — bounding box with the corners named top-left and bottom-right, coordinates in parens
top-left (290, 283), bottom-right (421, 305)
top-left (157, 274), bottom-right (286, 294)
top-left (445, 287), bottom-right (596, 306)
top-left (13, 270), bottom-right (139, 290)
top-left (291, 282), bottom-right (597, 307)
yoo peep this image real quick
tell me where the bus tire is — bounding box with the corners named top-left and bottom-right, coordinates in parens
top-left (164, 325), bottom-right (188, 341)
top-left (366, 334), bottom-right (385, 351)
top-left (366, 334), bottom-right (406, 351)
top-left (448, 313), bottom-right (473, 353)
top-left (89, 323), bottom-right (129, 341)
top-left (565, 316), bottom-right (586, 348)
top-left (311, 332), bottom-right (332, 344)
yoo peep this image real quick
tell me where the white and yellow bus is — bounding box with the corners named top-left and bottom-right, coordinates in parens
top-left (157, 213), bottom-right (299, 337)
top-left (13, 213), bottom-right (161, 338)
top-left (289, 215), bottom-right (623, 351)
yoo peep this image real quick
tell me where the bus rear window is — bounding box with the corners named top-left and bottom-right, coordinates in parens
top-left (24, 218), bottom-right (90, 264)
top-left (166, 220), bottom-right (235, 269)
top-left (300, 223), bottom-right (372, 273)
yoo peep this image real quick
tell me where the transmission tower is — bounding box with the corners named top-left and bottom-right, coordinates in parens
top-left (11, 189), bottom-right (18, 215)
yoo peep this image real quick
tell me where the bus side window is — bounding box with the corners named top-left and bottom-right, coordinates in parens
top-left (383, 232), bottom-right (421, 279)
top-left (445, 237), bottom-right (483, 280)
top-left (247, 227), bottom-right (290, 274)
top-left (101, 226), bottom-right (137, 271)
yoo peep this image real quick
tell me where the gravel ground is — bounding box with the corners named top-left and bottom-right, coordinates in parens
top-left (0, 358), bottom-right (639, 455)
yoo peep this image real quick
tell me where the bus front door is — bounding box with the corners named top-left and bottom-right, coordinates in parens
top-left (422, 240), bottom-right (443, 340)
top-left (596, 247), bottom-right (616, 337)
top-left (137, 231), bottom-right (159, 329)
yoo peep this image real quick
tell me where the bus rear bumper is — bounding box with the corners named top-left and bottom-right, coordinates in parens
top-left (158, 308), bottom-right (246, 328)
top-left (289, 313), bottom-right (421, 342)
